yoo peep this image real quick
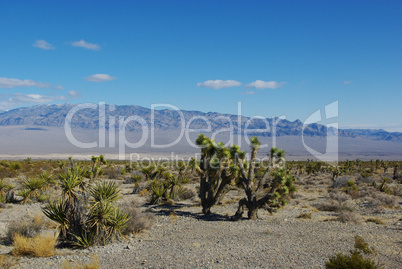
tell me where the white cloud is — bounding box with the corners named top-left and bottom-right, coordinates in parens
top-left (11, 93), bottom-right (65, 103)
top-left (343, 81), bottom-right (353, 85)
top-left (245, 80), bottom-right (286, 89)
top-left (0, 91), bottom-right (81, 110)
top-left (71, 40), bottom-right (101, 50)
top-left (0, 77), bottom-right (52, 89)
top-left (53, 85), bottom-right (64, 90)
top-left (197, 80), bottom-right (241, 89)
top-left (68, 90), bottom-right (81, 97)
top-left (85, 74), bottom-right (116, 82)
top-left (33, 40), bottom-right (54, 50)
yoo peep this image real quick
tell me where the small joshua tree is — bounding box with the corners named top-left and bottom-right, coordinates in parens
top-left (232, 137), bottom-right (296, 220)
top-left (195, 134), bottom-right (244, 214)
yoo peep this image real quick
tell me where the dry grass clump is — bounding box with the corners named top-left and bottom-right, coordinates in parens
top-left (0, 255), bottom-right (18, 269)
top-left (297, 212), bottom-right (312, 219)
top-left (11, 233), bottom-right (57, 257)
top-left (337, 212), bottom-right (362, 224)
top-left (366, 217), bottom-right (385, 225)
top-left (60, 255), bottom-right (100, 269)
top-left (120, 203), bottom-right (156, 235)
top-left (6, 216), bottom-right (45, 242)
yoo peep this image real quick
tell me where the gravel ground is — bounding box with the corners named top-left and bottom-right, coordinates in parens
top-left (1, 184), bottom-right (401, 269)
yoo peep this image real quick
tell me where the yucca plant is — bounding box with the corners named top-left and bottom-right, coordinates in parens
top-left (43, 158), bottom-right (130, 248)
top-left (18, 189), bottom-right (33, 204)
top-left (0, 179), bottom-right (14, 196)
top-left (131, 174), bottom-right (143, 194)
top-left (86, 199), bottom-right (115, 243)
top-left (71, 230), bottom-right (94, 249)
top-left (58, 168), bottom-right (85, 202)
top-left (150, 183), bottom-right (167, 204)
top-left (140, 165), bottom-right (156, 180)
top-left (89, 180), bottom-right (121, 203)
top-left (42, 198), bottom-right (69, 238)
top-left (22, 177), bottom-right (46, 196)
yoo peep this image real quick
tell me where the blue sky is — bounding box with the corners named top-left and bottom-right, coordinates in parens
top-left (0, 0), bottom-right (401, 131)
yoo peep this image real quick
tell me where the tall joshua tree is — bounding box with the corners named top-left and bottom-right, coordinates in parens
top-left (232, 137), bottom-right (296, 220)
top-left (195, 134), bottom-right (244, 214)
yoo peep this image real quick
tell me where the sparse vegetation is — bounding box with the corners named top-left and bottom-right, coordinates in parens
top-left (325, 235), bottom-right (379, 269)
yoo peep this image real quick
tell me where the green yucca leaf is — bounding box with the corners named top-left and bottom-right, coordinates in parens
top-left (89, 180), bottom-right (121, 202)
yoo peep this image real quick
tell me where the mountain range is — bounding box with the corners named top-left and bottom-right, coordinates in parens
top-left (0, 104), bottom-right (400, 142)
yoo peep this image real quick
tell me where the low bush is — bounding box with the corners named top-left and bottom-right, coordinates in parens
top-left (337, 212), bottom-right (362, 224)
top-left (370, 192), bottom-right (399, 208)
top-left (6, 217), bottom-right (45, 242)
top-left (325, 235), bottom-right (379, 269)
top-left (317, 199), bottom-right (353, 212)
top-left (120, 204), bottom-right (155, 235)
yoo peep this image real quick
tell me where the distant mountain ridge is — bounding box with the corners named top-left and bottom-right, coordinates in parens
top-left (0, 104), bottom-right (401, 142)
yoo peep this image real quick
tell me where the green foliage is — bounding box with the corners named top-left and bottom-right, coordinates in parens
top-left (89, 181), bottom-right (121, 203)
top-left (42, 157), bottom-right (130, 248)
top-left (325, 235), bottom-right (379, 269)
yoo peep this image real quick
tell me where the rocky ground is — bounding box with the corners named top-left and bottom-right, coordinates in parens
top-left (0, 176), bottom-right (401, 269)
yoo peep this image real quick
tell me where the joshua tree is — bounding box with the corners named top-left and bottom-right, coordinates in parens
top-left (195, 134), bottom-right (244, 214)
top-left (232, 137), bottom-right (296, 220)
top-left (393, 163), bottom-right (399, 180)
top-left (90, 155), bottom-right (107, 179)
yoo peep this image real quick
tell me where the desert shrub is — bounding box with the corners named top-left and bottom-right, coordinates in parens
top-left (103, 167), bottom-right (120, 179)
top-left (358, 176), bottom-right (375, 185)
top-left (332, 176), bottom-right (351, 188)
top-left (370, 192), bottom-right (399, 208)
top-left (325, 235), bottom-right (379, 269)
top-left (326, 251), bottom-right (378, 269)
top-left (6, 217), bottom-right (45, 242)
top-left (120, 204), bottom-right (155, 235)
top-left (139, 189), bottom-right (149, 197)
top-left (11, 163), bottom-right (21, 170)
top-left (179, 187), bottom-right (196, 200)
top-left (337, 212), bottom-right (362, 224)
top-left (390, 184), bottom-right (402, 197)
top-left (329, 191), bottom-right (350, 202)
top-left (317, 199), bottom-right (353, 212)
top-left (11, 233), bottom-right (57, 257)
